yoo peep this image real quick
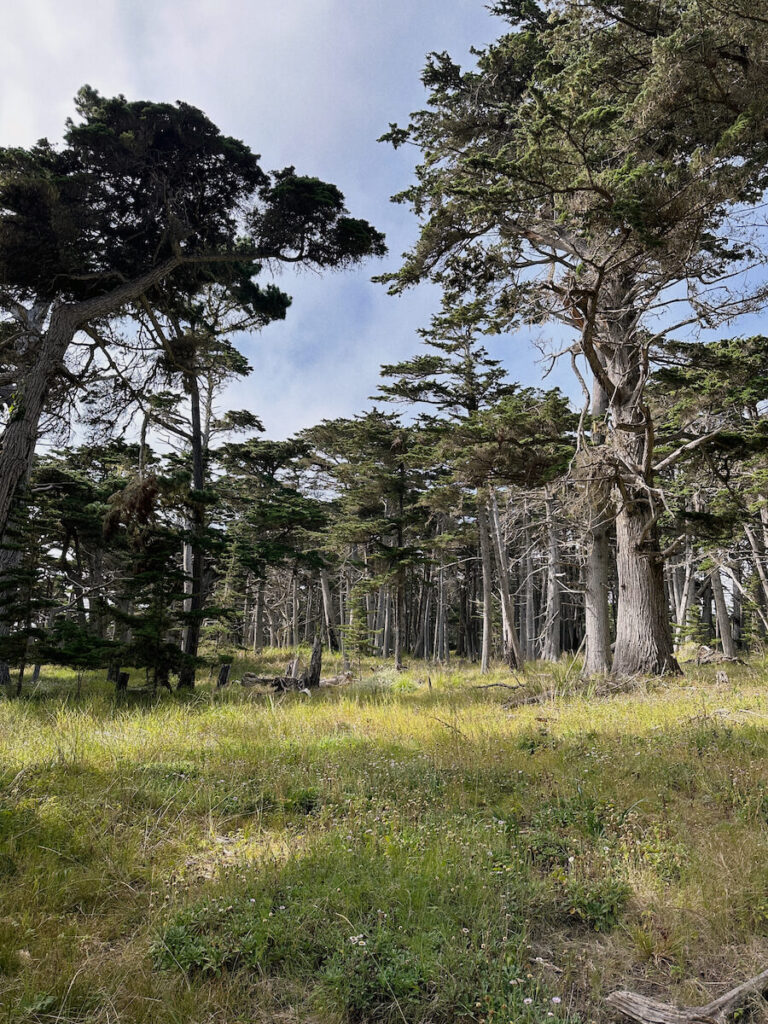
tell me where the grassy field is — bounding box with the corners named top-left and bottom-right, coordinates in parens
top-left (2, 650), bottom-right (768, 1024)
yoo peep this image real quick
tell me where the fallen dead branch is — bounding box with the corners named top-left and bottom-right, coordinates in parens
top-left (473, 682), bottom-right (525, 691)
top-left (682, 645), bottom-right (743, 666)
top-left (607, 967), bottom-right (768, 1024)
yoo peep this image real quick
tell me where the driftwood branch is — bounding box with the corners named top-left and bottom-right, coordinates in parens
top-left (607, 968), bottom-right (768, 1024)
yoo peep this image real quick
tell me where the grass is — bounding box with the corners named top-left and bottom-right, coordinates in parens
top-left (2, 649), bottom-right (768, 1023)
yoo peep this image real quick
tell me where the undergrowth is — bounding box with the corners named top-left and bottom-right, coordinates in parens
top-left (2, 653), bottom-right (768, 1022)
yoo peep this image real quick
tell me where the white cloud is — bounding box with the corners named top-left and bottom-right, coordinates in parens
top-left (1, 1), bottom-right (573, 440)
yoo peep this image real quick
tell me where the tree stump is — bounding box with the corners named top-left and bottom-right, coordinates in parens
top-left (239, 642), bottom-right (322, 692)
top-left (301, 638), bottom-right (322, 689)
top-left (216, 664), bottom-right (231, 688)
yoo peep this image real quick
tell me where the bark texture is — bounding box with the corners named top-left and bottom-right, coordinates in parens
top-left (612, 496), bottom-right (679, 676)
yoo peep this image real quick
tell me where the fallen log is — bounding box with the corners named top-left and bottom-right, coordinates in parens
top-left (240, 675), bottom-right (295, 689)
top-left (683, 644), bottom-right (743, 666)
top-left (607, 967), bottom-right (768, 1024)
top-left (319, 671), bottom-right (353, 687)
top-left (238, 640), bottom-right (323, 692)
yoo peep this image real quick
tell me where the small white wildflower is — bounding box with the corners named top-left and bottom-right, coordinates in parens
top-left (551, 997), bottom-right (562, 1005)
top-left (524, 998), bottom-right (533, 1005)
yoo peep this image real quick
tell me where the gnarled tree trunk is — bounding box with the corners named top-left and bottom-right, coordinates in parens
top-left (600, 281), bottom-right (679, 677)
top-left (612, 489), bottom-right (679, 675)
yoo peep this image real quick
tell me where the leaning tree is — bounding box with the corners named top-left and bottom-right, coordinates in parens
top-left (0, 87), bottom-right (385, 547)
top-left (382, 0), bottom-right (768, 675)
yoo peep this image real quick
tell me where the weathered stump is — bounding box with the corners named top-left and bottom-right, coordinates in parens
top-left (301, 638), bottom-right (322, 689)
top-left (239, 641), bottom-right (323, 692)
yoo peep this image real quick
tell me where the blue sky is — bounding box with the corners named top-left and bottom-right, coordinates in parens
top-left (0, 0), bottom-right (577, 439)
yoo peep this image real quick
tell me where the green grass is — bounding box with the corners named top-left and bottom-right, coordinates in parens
top-left (2, 650), bottom-right (768, 1022)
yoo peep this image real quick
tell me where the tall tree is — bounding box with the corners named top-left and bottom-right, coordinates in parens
top-left (300, 411), bottom-right (422, 669)
top-left (380, 299), bottom-right (521, 669)
top-left (0, 87), bottom-right (385, 543)
top-left (381, 0), bottom-right (768, 674)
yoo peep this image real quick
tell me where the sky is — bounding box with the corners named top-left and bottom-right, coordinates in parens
top-left (0, 0), bottom-right (577, 440)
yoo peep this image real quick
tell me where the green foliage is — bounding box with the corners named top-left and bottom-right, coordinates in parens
top-left (0, 89), bottom-right (385, 303)
top-left (561, 870), bottom-right (630, 932)
top-left (4, 660), bottom-right (768, 1020)
top-left (342, 584), bottom-right (373, 665)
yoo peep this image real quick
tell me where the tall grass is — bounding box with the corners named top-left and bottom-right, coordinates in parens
top-left (2, 653), bottom-right (768, 1022)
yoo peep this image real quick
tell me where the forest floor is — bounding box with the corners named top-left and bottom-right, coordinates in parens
top-left (2, 651), bottom-right (768, 1024)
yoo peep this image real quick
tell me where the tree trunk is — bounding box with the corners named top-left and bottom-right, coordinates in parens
top-left (382, 588), bottom-right (391, 657)
top-left (0, 258), bottom-right (186, 544)
top-left (375, 584), bottom-right (387, 656)
top-left (584, 524), bottom-right (612, 674)
top-left (437, 565), bottom-right (449, 662)
top-left (0, 317), bottom-right (73, 544)
top-left (394, 576), bottom-right (405, 670)
top-left (476, 493), bottom-right (495, 674)
top-left (242, 580), bottom-right (252, 648)
top-left (178, 371), bottom-right (206, 690)
top-left (291, 571), bottom-right (300, 647)
top-left (0, 541), bottom-right (23, 694)
top-left (700, 577), bottom-right (714, 640)
top-left (612, 494), bottom-right (680, 675)
top-left (541, 487), bottom-right (562, 662)
top-left (320, 569), bottom-right (339, 650)
top-left (302, 637), bottom-right (322, 688)
top-left (602, 312), bottom-right (679, 677)
top-left (711, 566), bottom-right (737, 660)
top-left (672, 538), bottom-right (696, 648)
top-left (523, 502), bottom-right (536, 661)
top-left (488, 488), bottom-right (522, 668)
top-left (253, 579), bottom-right (265, 653)
top-left (467, 569), bottom-right (478, 662)
top-left (582, 375), bottom-right (612, 675)
top-left (414, 582), bottom-right (430, 659)
top-left (731, 561), bottom-right (743, 649)
top-left (744, 524), bottom-right (768, 607)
